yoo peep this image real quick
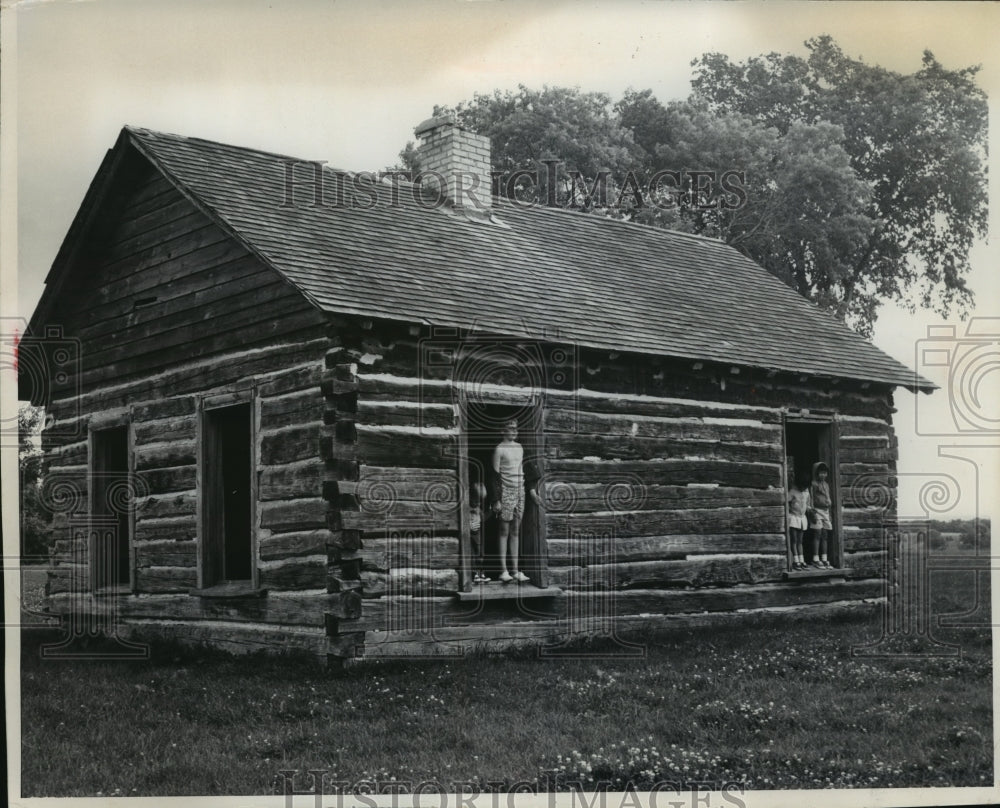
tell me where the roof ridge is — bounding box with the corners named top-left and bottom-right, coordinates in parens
top-left (125, 125), bottom-right (358, 175)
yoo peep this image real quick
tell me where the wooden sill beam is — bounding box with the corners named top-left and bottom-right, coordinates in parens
top-left (783, 568), bottom-right (851, 581)
top-left (456, 584), bottom-right (564, 603)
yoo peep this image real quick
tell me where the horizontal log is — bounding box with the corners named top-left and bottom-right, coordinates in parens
top-left (138, 465), bottom-right (197, 494)
top-left (356, 375), bottom-right (454, 404)
top-left (69, 340), bottom-right (327, 412)
top-left (838, 435), bottom-right (890, 449)
top-left (547, 459), bottom-right (782, 489)
top-left (260, 498), bottom-right (329, 531)
top-left (838, 419), bottom-right (892, 438)
top-left (136, 566), bottom-right (198, 593)
top-left (843, 550), bottom-right (887, 579)
top-left (356, 465), bottom-right (459, 488)
top-left (360, 568), bottom-right (459, 597)
top-left (133, 415), bottom-right (197, 445)
top-left (842, 531), bottom-right (889, 552)
top-left (135, 492), bottom-right (197, 520)
top-left (548, 395), bottom-right (782, 424)
top-left (115, 621), bottom-right (328, 658)
top-left (568, 578), bottom-right (884, 615)
top-left (258, 363), bottom-right (326, 398)
top-left (49, 442), bottom-right (88, 466)
top-left (547, 533), bottom-right (786, 563)
top-left (547, 433), bottom-right (780, 464)
top-left (134, 441), bottom-right (197, 471)
top-left (48, 591), bottom-right (348, 627)
top-left (259, 557), bottom-right (328, 590)
top-left (259, 460), bottom-right (326, 501)
top-left (134, 516), bottom-right (197, 542)
top-left (549, 555), bottom-right (787, 589)
top-left (260, 424), bottom-right (323, 466)
top-left (352, 427), bottom-right (457, 469)
top-left (358, 537), bottom-right (460, 571)
top-left (542, 483), bottom-right (782, 512)
top-left (260, 389), bottom-right (326, 429)
top-left (842, 508), bottom-right (893, 529)
top-left (544, 408), bottom-right (781, 443)
top-left (349, 594), bottom-right (565, 632)
top-left (340, 504), bottom-right (459, 535)
top-left (330, 477), bottom-right (459, 505)
top-left (135, 540), bottom-right (197, 568)
top-left (841, 462), bottom-right (893, 476)
top-left (359, 600), bottom-right (883, 658)
top-left (259, 529), bottom-right (331, 561)
top-left (75, 313), bottom-right (327, 396)
top-left (839, 448), bottom-right (897, 465)
top-left (355, 400), bottom-right (456, 429)
top-left (548, 506), bottom-right (785, 538)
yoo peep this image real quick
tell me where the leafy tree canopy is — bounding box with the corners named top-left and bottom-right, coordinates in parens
top-left (686, 35), bottom-right (988, 334)
top-left (402, 37), bottom-right (987, 336)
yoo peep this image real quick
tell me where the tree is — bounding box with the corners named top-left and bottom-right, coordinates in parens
top-left (401, 85), bottom-right (644, 209)
top-left (688, 35), bottom-right (988, 334)
top-left (618, 92), bottom-right (875, 319)
top-left (19, 404), bottom-right (50, 563)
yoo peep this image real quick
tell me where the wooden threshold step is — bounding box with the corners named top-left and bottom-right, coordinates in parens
top-left (783, 567), bottom-right (851, 581)
top-left (456, 584), bottom-right (564, 602)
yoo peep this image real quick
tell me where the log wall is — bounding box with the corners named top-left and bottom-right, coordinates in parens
top-left (38, 251), bottom-right (898, 661)
top-left (316, 321), bottom-right (897, 661)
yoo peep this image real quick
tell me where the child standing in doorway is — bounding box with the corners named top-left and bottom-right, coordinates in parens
top-left (469, 480), bottom-right (489, 583)
top-left (787, 472), bottom-right (810, 570)
top-left (809, 461), bottom-right (834, 568)
top-left (492, 419), bottom-right (529, 583)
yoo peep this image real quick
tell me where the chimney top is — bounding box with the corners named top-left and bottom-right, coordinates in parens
top-left (413, 115), bottom-right (459, 138)
top-left (413, 115), bottom-right (493, 212)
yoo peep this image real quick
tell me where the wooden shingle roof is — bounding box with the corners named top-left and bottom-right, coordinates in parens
top-left (113, 127), bottom-right (931, 391)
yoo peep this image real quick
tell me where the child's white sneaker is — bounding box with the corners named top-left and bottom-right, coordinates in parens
top-left (498, 571), bottom-right (513, 583)
top-left (513, 571), bottom-right (529, 582)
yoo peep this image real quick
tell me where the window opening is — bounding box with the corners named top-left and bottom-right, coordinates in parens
top-left (203, 403), bottom-right (253, 585)
top-left (91, 425), bottom-right (131, 589)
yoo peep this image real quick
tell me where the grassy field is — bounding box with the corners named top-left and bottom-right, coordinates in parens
top-left (19, 569), bottom-right (993, 797)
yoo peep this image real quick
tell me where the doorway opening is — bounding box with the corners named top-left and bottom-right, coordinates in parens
top-left (203, 403), bottom-right (253, 586)
top-left (784, 419), bottom-right (839, 567)
top-left (464, 402), bottom-right (546, 585)
top-left (91, 425), bottom-right (131, 590)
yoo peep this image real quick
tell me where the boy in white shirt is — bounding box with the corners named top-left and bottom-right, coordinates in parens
top-left (492, 419), bottom-right (529, 582)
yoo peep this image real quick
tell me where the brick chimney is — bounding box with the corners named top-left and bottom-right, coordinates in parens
top-left (414, 115), bottom-right (492, 210)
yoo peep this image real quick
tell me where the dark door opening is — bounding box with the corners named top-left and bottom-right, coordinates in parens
top-left (784, 421), bottom-right (838, 566)
top-left (204, 403), bottom-right (253, 585)
top-left (92, 425), bottom-right (131, 589)
top-left (465, 402), bottom-right (546, 585)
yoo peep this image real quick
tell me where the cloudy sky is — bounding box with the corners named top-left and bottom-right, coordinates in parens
top-left (5, 0), bottom-right (999, 521)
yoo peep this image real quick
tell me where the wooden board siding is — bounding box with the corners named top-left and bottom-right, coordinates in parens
top-left (44, 155), bottom-right (327, 398)
top-left (38, 156), bottom-right (334, 609)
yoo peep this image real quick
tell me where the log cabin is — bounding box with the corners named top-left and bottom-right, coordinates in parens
top-left (22, 117), bottom-right (934, 662)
